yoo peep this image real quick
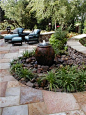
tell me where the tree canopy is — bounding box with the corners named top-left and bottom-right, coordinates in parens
top-left (0, 0), bottom-right (86, 32)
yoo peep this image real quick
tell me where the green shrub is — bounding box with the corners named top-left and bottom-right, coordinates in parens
top-left (22, 50), bottom-right (29, 58)
top-left (49, 27), bottom-right (68, 54)
top-left (56, 65), bottom-right (86, 92)
top-left (29, 49), bottom-right (36, 57)
top-left (22, 49), bottom-right (36, 58)
top-left (0, 20), bottom-right (15, 30)
top-left (10, 62), bottom-right (34, 81)
top-left (41, 65), bottom-right (86, 92)
top-left (42, 70), bottom-right (58, 91)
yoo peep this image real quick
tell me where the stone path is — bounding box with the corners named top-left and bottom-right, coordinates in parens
top-left (0, 35), bottom-right (86, 115)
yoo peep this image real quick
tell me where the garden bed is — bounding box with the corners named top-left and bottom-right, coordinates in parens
top-left (10, 50), bottom-right (86, 93)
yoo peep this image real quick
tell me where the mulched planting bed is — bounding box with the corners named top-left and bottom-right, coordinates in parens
top-left (10, 51), bottom-right (86, 92)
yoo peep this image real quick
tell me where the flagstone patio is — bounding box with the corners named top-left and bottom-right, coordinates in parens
top-left (0, 35), bottom-right (86, 115)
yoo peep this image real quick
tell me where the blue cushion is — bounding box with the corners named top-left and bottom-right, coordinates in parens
top-left (29, 29), bottom-right (40, 36)
top-left (34, 29), bottom-right (39, 34)
top-left (18, 28), bottom-right (23, 34)
top-left (12, 37), bottom-right (22, 41)
top-left (25, 36), bottom-right (38, 41)
top-left (25, 36), bottom-right (29, 40)
top-left (4, 34), bottom-right (19, 40)
top-left (12, 28), bottom-right (24, 34)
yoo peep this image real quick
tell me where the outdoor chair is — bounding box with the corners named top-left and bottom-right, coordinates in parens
top-left (25, 29), bottom-right (41, 44)
top-left (4, 28), bottom-right (24, 42)
top-left (4, 28), bottom-right (29, 43)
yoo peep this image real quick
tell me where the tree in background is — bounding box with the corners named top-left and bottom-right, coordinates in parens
top-left (69, 0), bottom-right (86, 33)
top-left (0, 0), bottom-right (86, 32)
top-left (0, 0), bottom-right (37, 29)
top-left (31, 0), bottom-right (75, 30)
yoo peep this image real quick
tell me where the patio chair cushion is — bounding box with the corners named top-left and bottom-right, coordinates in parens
top-left (4, 34), bottom-right (19, 42)
top-left (25, 36), bottom-right (38, 41)
top-left (4, 34), bottom-right (19, 40)
top-left (12, 37), bottom-right (22, 42)
top-left (29, 29), bottom-right (40, 37)
top-left (12, 37), bottom-right (22, 45)
top-left (12, 28), bottom-right (24, 34)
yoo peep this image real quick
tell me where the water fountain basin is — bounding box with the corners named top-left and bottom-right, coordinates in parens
top-left (35, 40), bottom-right (55, 66)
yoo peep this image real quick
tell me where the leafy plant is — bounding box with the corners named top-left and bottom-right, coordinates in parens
top-left (10, 62), bottom-right (23, 72)
top-left (29, 49), bottom-right (36, 57)
top-left (42, 70), bottom-right (58, 91)
top-left (22, 50), bottom-right (29, 58)
top-left (22, 49), bottom-right (36, 58)
top-left (56, 65), bottom-right (86, 92)
top-left (49, 27), bottom-right (68, 54)
top-left (10, 62), bottom-right (34, 81)
top-left (19, 68), bottom-right (34, 80)
top-left (76, 70), bottom-right (86, 91)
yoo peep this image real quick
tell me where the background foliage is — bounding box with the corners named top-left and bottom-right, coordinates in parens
top-left (0, 0), bottom-right (86, 32)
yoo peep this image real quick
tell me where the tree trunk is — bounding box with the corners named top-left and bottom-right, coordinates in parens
top-left (55, 19), bottom-right (56, 30)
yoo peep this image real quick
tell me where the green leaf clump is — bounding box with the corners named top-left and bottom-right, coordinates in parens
top-left (10, 62), bottom-right (34, 81)
top-left (22, 49), bottom-right (36, 58)
top-left (49, 27), bottom-right (68, 54)
top-left (42, 65), bottom-right (86, 92)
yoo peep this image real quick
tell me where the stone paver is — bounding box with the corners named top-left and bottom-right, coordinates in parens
top-left (0, 54), bottom-right (4, 59)
top-left (0, 59), bottom-right (12, 63)
top-left (28, 102), bottom-right (47, 115)
top-left (65, 110), bottom-right (85, 115)
top-left (7, 81), bottom-right (26, 88)
top-left (5, 87), bottom-right (20, 96)
top-left (0, 47), bottom-right (10, 51)
top-left (49, 110), bottom-right (85, 115)
top-left (0, 69), bottom-right (11, 76)
top-left (49, 113), bottom-right (66, 115)
top-left (0, 96), bottom-right (19, 107)
top-left (73, 92), bottom-right (86, 114)
top-left (0, 63), bottom-right (10, 69)
top-left (7, 81), bottom-right (20, 88)
top-left (20, 87), bottom-right (43, 104)
top-left (0, 108), bottom-right (3, 115)
top-left (43, 91), bottom-right (80, 114)
top-left (2, 105), bottom-right (28, 115)
top-left (0, 75), bottom-right (16, 82)
top-left (3, 53), bottom-right (18, 59)
top-left (0, 81), bottom-right (7, 97)
top-left (0, 51), bottom-right (9, 54)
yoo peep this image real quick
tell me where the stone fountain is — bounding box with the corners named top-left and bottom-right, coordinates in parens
top-left (35, 40), bottom-right (55, 66)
